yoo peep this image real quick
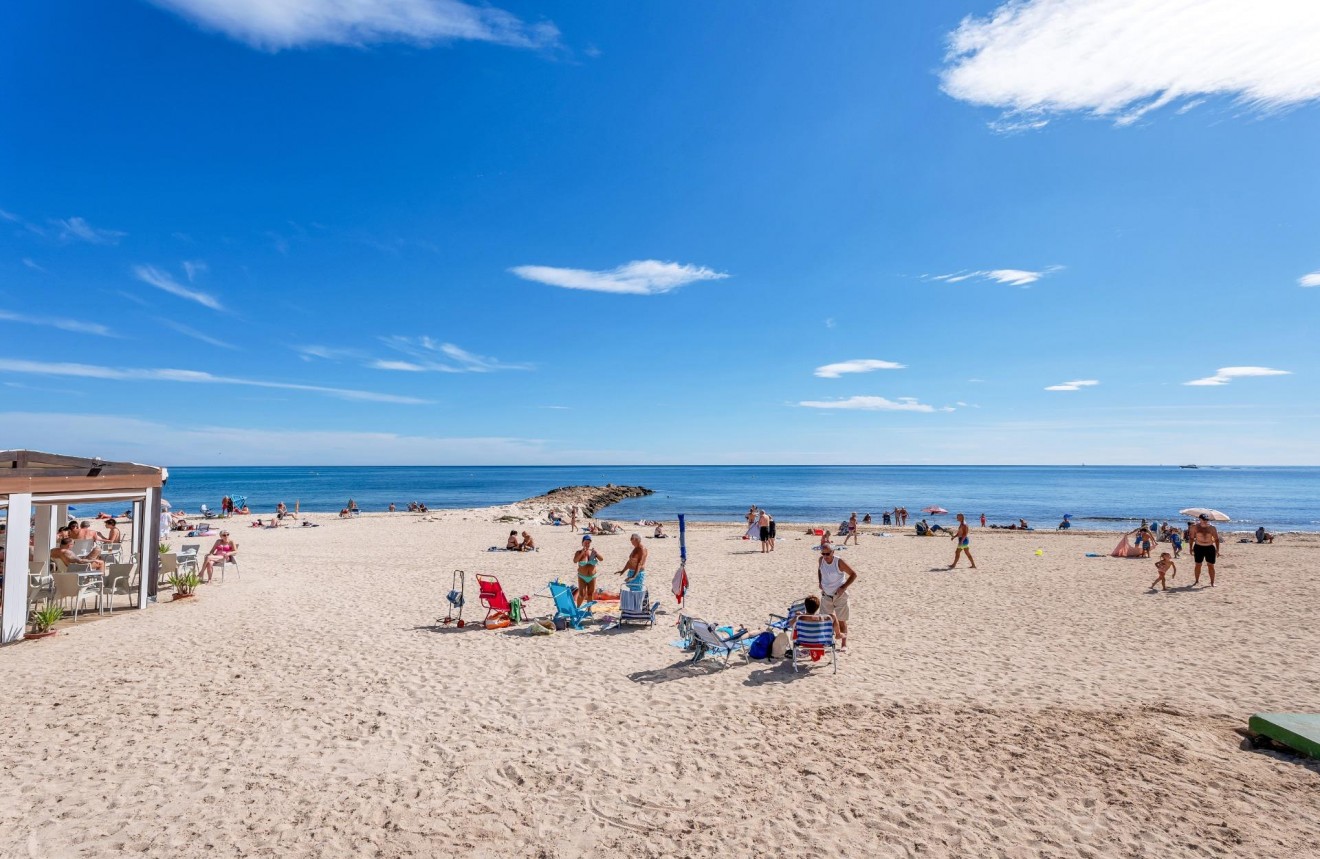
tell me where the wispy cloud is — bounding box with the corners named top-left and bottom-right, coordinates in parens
top-left (146, 0), bottom-right (561, 51)
top-left (0, 309), bottom-right (114, 337)
top-left (814, 359), bottom-right (907, 379)
top-left (21, 258), bottom-right (45, 272)
top-left (182, 259), bottom-right (208, 282)
top-left (132, 264), bottom-right (223, 310)
top-left (53, 216), bottom-right (127, 245)
top-left (295, 345), bottom-right (366, 362)
top-left (159, 319), bottom-right (237, 350)
top-left (930, 267), bottom-right (1060, 287)
top-left (0, 359), bottom-right (427, 404)
top-left (1184, 366), bottom-right (1291, 387)
top-left (799, 396), bottom-right (950, 413)
top-left (941, 0), bottom-right (1320, 129)
top-left (1300, 271), bottom-right (1320, 287)
top-left (376, 336), bottom-right (531, 372)
top-left (510, 260), bottom-right (729, 295)
top-left (1045, 379), bottom-right (1099, 392)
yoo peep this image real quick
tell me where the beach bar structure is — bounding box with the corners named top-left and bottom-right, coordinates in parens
top-left (1, 450), bottom-right (165, 644)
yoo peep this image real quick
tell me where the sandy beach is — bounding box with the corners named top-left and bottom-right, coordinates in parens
top-left (3, 505), bottom-right (1319, 858)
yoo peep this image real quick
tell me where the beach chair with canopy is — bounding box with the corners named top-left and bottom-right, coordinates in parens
top-left (689, 620), bottom-right (752, 666)
top-left (791, 617), bottom-right (838, 674)
top-left (548, 580), bottom-right (595, 629)
top-left (618, 588), bottom-right (660, 627)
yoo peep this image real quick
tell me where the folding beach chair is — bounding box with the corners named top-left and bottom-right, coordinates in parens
top-left (618, 588), bottom-right (660, 627)
top-left (689, 620), bottom-right (753, 666)
top-left (791, 617), bottom-right (838, 674)
top-left (769, 600), bottom-right (808, 634)
top-left (476, 574), bottom-right (514, 629)
top-left (547, 580), bottom-right (594, 629)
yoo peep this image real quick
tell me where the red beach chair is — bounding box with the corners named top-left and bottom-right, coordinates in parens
top-left (476, 574), bottom-right (514, 629)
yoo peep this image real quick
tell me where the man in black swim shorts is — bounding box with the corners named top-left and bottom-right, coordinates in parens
top-left (1189, 514), bottom-right (1222, 587)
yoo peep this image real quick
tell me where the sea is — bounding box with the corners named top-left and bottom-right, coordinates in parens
top-left (152, 466), bottom-right (1320, 532)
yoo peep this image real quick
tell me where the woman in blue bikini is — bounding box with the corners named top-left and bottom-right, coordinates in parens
top-left (573, 535), bottom-right (604, 606)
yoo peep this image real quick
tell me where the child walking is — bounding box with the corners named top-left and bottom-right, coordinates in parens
top-left (1150, 552), bottom-right (1176, 591)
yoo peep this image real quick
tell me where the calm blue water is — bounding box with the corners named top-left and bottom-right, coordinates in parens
top-left (155, 466), bottom-right (1320, 531)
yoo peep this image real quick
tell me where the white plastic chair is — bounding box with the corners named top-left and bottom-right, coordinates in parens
top-left (102, 563), bottom-right (138, 610)
top-left (52, 572), bottom-right (103, 621)
top-left (178, 544), bottom-right (200, 575)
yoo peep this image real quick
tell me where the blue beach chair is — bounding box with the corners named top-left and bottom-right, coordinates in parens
top-left (618, 588), bottom-right (660, 627)
top-left (769, 600), bottom-right (808, 634)
top-left (791, 617), bottom-right (838, 674)
top-left (548, 580), bottom-right (594, 629)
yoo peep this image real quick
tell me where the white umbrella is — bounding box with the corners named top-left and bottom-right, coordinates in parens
top-left (160, 499), bottom-right (172, 510)
top-left (1179, 507), bottom-right (1229, 521)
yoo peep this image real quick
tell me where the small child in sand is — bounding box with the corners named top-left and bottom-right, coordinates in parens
top-left (1138, 526), bottom-right (1155, 558)
top-left (1150, 552), bottom-right (1176, 591)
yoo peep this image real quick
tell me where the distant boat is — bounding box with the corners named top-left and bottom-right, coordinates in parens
top-left (1180, 464), bottom-right (1199, 469)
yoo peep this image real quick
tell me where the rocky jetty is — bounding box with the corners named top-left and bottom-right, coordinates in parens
top-left (520, 484), bottom-right (653, 518)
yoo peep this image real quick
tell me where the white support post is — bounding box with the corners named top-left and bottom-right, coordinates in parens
top-left (143, 488), bottom-right (162, 604)
top-left (32, 504), bottom-right (55, 567)
top-left (2, 493), bottom-right (33, 644)
top-left (55, 503), bottom-right (68, 528)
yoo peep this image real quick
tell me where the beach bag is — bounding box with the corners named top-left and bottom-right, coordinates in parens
top-left (770, 632), bottom-right (791, 659)
top-left (748, 631), bottom-right (775, 660)
top-left (528, 618), bottom-right (555, 636)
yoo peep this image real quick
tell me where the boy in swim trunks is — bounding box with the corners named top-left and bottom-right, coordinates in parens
top-left (949, 513), bottom-right (977, 569)
top-left (1150, 552), bottom-right (1176, 591)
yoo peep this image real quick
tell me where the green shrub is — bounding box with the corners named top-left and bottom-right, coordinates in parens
top-left (29, 603), bottom-right (64, 633)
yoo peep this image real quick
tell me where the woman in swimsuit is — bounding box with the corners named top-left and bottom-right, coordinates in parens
top-left (573, 535), bottom-right (604, 606)
top-left (200, 531), bottom-right (237, 583)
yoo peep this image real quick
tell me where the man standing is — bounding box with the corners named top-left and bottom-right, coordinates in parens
top-left (817, 544), bottom-right (857, 651)
top-left (1190, 513), bottom-right (1222, 586)
top-left (617, 533), bottom-right (648, 590)
top-left (843, 512), bottom-right (859, 546)
top-left (950, 513), bottom-right (977, 569)
top-left (758, 509), bottom-right (771, 553)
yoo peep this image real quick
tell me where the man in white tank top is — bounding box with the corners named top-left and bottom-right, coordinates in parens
top-left (817, 545), bottom-right (857, 651)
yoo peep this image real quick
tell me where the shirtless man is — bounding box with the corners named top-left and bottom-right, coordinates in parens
top-left (949, 513), bottom-right (977, 569)
top-left (843, 512), bottom-right (859, 546)
top-left (618, 533), bottom-right (648, 590)
top-left (1190, 513), bottom-right (1222, 586)
top-left (758, 509), bottom-right (771, 553)
top-left (53, 536), bottom-right (104, 571)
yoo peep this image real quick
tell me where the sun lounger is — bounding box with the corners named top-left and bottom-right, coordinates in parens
top-left (547, 580), bottom-right (594, 629)
top-left (689, 619), bottom-right (752, 666)
top-left (791, 617), bottom-right (838, 674)
top-left (618, 588), bottom-right (659, 627)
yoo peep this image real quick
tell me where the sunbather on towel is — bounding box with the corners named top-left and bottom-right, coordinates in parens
top-left (519, 531), bottom-right (535, 551)
top-left (506, 530), bottom-right (521, 550)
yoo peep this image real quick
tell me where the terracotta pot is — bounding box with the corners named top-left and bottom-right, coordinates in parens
top-left (25, 630), bottom-right (58, 640)
top-left (172, 592), bottom-right (196, 600)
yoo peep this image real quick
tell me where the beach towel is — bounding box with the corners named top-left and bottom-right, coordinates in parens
top-left (672, 562), bottom-right (688, 604)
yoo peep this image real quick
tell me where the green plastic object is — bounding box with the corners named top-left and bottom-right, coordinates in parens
top-left (1248, 713), bottom-right (1320, 759)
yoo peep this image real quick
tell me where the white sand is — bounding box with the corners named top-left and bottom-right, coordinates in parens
top-left (3, 508), bottom-right (1319, 857)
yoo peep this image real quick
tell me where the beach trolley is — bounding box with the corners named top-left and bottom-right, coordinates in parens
top-left (441, 569), bottom-right (467, 627)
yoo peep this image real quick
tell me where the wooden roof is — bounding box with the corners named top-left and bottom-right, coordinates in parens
top-left (0, 450), bottom-right (165, 495)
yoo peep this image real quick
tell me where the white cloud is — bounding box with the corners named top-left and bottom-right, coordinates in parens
top-left (0, 412), bottom-right (550, 466)
top-left (510, 260), bottom-right (729, 295)
top-left (0, 309), bottom-right (114, 337)
top-left (799, 396), bottom-right (945, 413)
top-left (1045, 379), bottom-right (1099, 392)
top-left (21, 258), bottom-right (45, 272)
top-left (1300, 271), bottom-right (1320, 287)
top-left (159, 319), bottom-right (237, 350)
top-left (295, 345), bottom-right (366, 362)
top-left (133, 264), bottom-right (223, 310)
top-left (813, 359), bottom-right (907, 379)
top-left (0, 359), bottom-right (427, 404)
top-left (53, 216), bottom-right (127, 245)
top-left (941, 0), bottom-right (1320, 128)
top-left (146, 0), bottom-right (561, 51)
top-left (930, 267), bottom-right (1059, 287)
top-left (1184, 366), bottom-right (1291, 386)
top-left (182, 259), bottom-right (208, 282)
top-left (377, 336), bottom-right (530, 372)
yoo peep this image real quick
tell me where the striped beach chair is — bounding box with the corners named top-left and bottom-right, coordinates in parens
top-left (792, 616), bottom-right (838, 674)
top-left (689, 620), bottom-right (752, 666)
top-left (618, 588), bottom-right (659, 627)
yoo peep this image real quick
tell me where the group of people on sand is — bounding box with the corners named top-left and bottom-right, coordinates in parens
top-left (1148, 514), bottom-right (1223, 590)
top-left (572, 532), bottom-right (649, 605)
top-left (504, 530), bottom-right (536, 551)
top-left (744, 506), bottom-right (778, 552)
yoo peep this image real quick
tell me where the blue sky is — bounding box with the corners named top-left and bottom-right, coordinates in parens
top-left (2, 0), bottom-right (1319, 465)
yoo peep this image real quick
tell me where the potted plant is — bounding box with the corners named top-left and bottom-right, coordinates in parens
top-left (158, 541), bottom-right (171, 555)
top-left (167, 571), bottom-right (200, 600)
top-left (27, 603), bottom-right (64, 639)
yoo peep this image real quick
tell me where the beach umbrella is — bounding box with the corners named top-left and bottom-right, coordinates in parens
top-left (160, 498), bottom-right (172, 510)
top-left (672, 514), bottom-right (689, 606)
top-left (1063, 513), bottom-right (1072, 518)
top-left (1179, 507), bottom-right (1229, 521)
top-left (923, 506), bottom-right (948, 515)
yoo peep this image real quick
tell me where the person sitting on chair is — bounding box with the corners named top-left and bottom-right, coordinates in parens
top-left (53, 536), bottom-right (104, 571)
top-left (200, 531), bottom-right (237, 583)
